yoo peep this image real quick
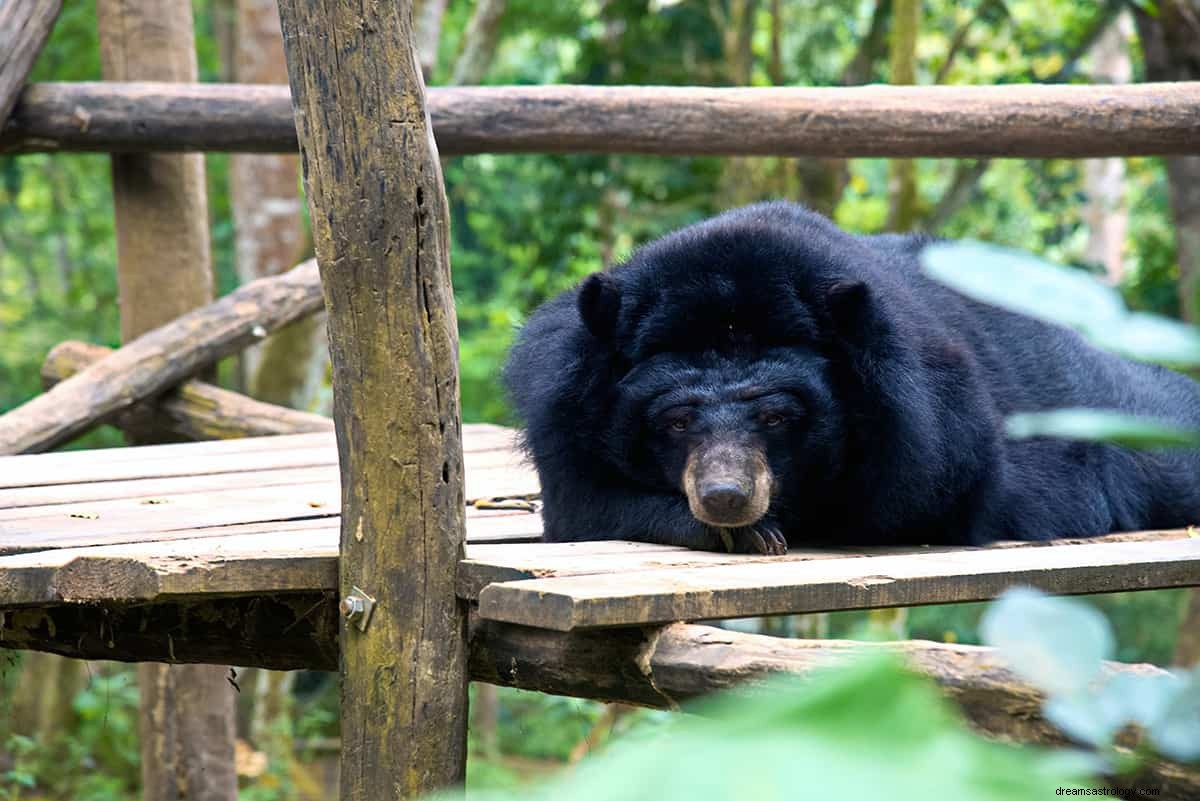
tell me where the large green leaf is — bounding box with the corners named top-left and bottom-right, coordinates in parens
top-left (980, 587), bottom-right (1113, 697)
top-left (432, 655), bottom-right (1099, 801)
top-left (921, 240), bottom-right (1126, 335)
top-left (1004, 409), bottom-right (1200, 448)
top-left (921, 242), bottom-right (1200, 368)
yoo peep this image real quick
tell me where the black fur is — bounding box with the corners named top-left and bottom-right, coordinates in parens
top-left (503, 201), bottom-right (1200, 549)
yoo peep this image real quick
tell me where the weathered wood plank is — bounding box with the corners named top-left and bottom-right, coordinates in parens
top-left (6, 81), bottom-right (1200, 158)
top-left (0, 455), bottom-right (531, 526)
top-left (0, 500), bottom-right (538, 558)
top-left (476, 537), bottom-right (1200, 630)
top-left (0, 1), bottom-right (63, 128)
top-left (276, 0), bottom-right (470, 796)
top-left (460, 529), bottom-right (1199, 599)
top-left (0, 482), bottom-right (342, 554)
top-left (0, 528), bottom-right (338, 604)
top-left (0, 260), bottom-right (323, 454)
top-left (0, 464), bottom-right (339, 510)
top-left (42, 340), bottom-right (335, 440)
top-left (0, 423), bottom-right (519, 490)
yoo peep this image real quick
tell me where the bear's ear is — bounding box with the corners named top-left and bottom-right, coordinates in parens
top-left (825, 280), bottom-right (886, 345)
top-left (826, 281), bottom-right (870, 331)
top-left (578, 272), bottom-right (622, 342)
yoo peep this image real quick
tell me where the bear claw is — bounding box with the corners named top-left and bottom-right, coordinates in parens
top-left (719, 522), bottom-right (788, 556)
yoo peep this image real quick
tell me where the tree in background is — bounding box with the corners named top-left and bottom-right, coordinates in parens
top-left (228, 0), bottom-right (322, 411)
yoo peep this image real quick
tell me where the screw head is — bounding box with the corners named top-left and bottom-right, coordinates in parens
top-left (340, 595), bottom-right (365, 619)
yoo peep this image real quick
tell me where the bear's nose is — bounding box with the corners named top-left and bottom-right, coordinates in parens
top-left (700, 484), bottom-right (749, 519)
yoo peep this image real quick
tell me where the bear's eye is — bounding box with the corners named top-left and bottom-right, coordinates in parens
top-left (761, 412), bottom-right (785, 427)
top-left (669, 418), bottom-right (690, 433)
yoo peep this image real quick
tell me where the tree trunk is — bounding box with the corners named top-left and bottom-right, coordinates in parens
top-left (230, 0), bottom-right (321, 410)
top-left (95, 3), bottom-right (235, 799)
top-left (7, 652), bottom-right (83, 741)
top-left (1081, 13), bottom-right (1132, 283)
top-left (414, 0), bottom-right (448, 79)
top-left (1134, 1), bottom-right (1200, 667)
top-left (450, 0), bottom-right (507, 86)
top-left (886, 0), bottom-right (920, 231)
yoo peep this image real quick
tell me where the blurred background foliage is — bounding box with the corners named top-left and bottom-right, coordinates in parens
top-left (1, 0), bottom-right (1198, 798)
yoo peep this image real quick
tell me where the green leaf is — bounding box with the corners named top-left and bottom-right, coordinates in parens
top-left (430, 655), bottom-right (1099, 801)
top-left (1149, 667), bottom-right (1200, 763)
top-left (921, 242), bottom-right (1200, 368)
top-left (980, 587), bottom-right (1114, 696)
top-left (1004, 409), bottom-right (1200, 448)
top-left (1086, 312), bottom-right (1200, 368)
top-left (920, 241), bottom-right (1126, 334)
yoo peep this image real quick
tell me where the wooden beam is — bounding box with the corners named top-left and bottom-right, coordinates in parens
top-left (0, 259), bottom-right (321, 455)
top-left (0, 1), bottom-right (63, 127)
top-left (2, 607), bottom-right (1195, 799)
top-left (5, 81), bottom-right (1200, 158)
top-left (41, 340), bottom-right (334, 440)
top-left (476, 537), bottom-right (1200, 630)
top-left (275, 0), bottom-right (469, 798)
top-left (0, 592), bottom-right (339, 671)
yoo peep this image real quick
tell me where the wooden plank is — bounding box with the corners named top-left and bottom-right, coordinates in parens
top-left (475, 536), bottom-right (1200, 630)
top-left (0, 481), bottom-right (341, 555)
top-left (0, 464), bottom-right (339, 509)
top-left (7, 81), bottom-right (1200, 158)
top-left (0, 528), bottom-right (338, 604)
top-left (0, 449), bottom-right (529, 513)
top-left (0, 508), bottom-right (543, 605)
top-left (460, 529), bottom-right (1199, 599)
top-left (0, 494), bottom-right (540, 556)
top-left (0, 423), bottom-right (514, 489)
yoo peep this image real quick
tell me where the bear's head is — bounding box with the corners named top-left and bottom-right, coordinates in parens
top-left (573, 202), bottom-right (905, 533)
top-left (602, 346), bottom-right (850, 530)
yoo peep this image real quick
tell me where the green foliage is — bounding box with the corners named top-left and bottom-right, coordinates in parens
top-left (982, 587), bottom-right (1200, 765)
top-left (1006, 408), bottom-right (1200, 448)
top-left (433, 656), bottom-right (1100, 801)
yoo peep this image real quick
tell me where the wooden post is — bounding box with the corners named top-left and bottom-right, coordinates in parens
top-left (94, 1), bottom-right (235, 799)
top-left (275, 0), bottom-right (468, 799)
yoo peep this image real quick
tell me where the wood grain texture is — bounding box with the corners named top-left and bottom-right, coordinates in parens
top-left (0, 424), bottom-right (515, 490)
top-left (0, 0), bottom-right (63, 127)
top-left (42, 340), bottom-right (335, 440)
top-left (6, 81), bottom-right (1200, 158)
top-left (0, 259), bottom-right (322, 454)
top-left (476, 536), bottom-right (1200, 630)
top-left (275, 0), bottom-right (469, 796)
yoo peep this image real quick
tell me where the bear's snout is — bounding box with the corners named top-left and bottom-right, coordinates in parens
top-left (699, 483), bottom-right (749, 520)
top-left (683, 441), bottom-right (773, 528)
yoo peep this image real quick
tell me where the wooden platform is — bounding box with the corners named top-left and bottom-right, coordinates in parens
top-left (2, 427), bottom-right (1199, 634)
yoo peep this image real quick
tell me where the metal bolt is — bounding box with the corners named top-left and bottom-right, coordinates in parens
top-left (341, 595), bottom-right (365, 619)
top-left (340, 586), bottom-right (377, 631)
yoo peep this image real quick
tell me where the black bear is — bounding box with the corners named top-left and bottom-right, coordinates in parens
top-left (503, 202), bottom-right (1200, 554)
